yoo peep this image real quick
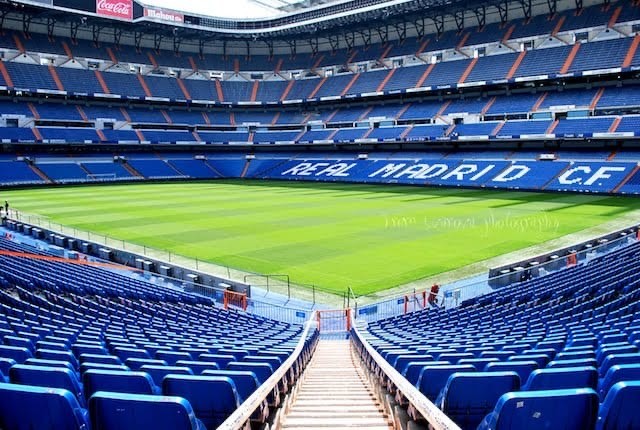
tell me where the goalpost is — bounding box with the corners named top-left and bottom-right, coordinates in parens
top-left (86, 173), bottom-right (117, 182)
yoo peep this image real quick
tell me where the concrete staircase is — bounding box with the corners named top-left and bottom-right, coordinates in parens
top-left (279, 340), bottom-right (392, 430)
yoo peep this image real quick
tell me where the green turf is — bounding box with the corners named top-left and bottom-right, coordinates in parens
top-left (5, 180), bottom-right (640, 295)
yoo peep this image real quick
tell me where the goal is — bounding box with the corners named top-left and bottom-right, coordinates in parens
top-left (86, 173), bottom-right (117, 182)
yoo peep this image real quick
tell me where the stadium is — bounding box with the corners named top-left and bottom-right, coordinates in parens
top-left (0, 0), bottom-right (639, 427)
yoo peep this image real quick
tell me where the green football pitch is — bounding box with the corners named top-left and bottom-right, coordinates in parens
top-left (4, 180), bottom-right (640, 296)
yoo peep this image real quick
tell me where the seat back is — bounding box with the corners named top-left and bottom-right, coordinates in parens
top-left (9, 364), bottom-right (85, 407)
top-left (477, 388), bottom-right (598, 430)
top-left (176, 360), bottom-right (220, 374)
top-left (156, 350), bottom-right (193, 365)
top-left (162, 375), bottom-right (240, 429)
top-left (89, 391), bottom-right (203, 430)
top-left (25, 358), bottom-right (76, 374)
top-left (0, 357), bottom-right (17, 375)
top-left (438, 371), bottom-right (520, 430)
top-left (394, 354), bottom-right (434, 373)
top-left (226, 362), bottom-right (273, 384)
top-left (402, 360), bottom-right (451, 385)
top-left (0, 345), bottom-right (33, 363)
top-left (36, 349), bottom-right (78, 369)
top-left (83, 369), bottom-right (157, 401)
top-left (79, 354), bottom-right (122, 365)
top-left (198, 354), bottom-right (235, 368)
top-left (0, 382), bottom-right (89, 430)
top-left (125, 358), bottom-right (167, 371)
top-left (202, 370), bottom-right (260, 402)
top-left (140, 365), bottom-right (194, 386)
top-left (522, 366), bottom-right (598, 391)
top-left (597, 381), bottom-right (640, 430)
top-left (113, 347), bottom-right (151, 361)
top-left (417, 364), bottom-right (475, 401)
top-left (599, 363), bottom-right (640, 398)
top-left (458, 358), bottom-right (499, 371)
top-left (243, 355), bottom-right (281, 370)
top-left (484, 360), bottom-right (538, 385)
top-left (79, 363), bottom-right (129, 374)
top-left (548, 358), bottom-right (598, 369)
top-left (599, 353), bottom-right (640, 377)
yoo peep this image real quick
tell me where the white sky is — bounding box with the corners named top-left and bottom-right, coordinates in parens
top-left (143, 0), bottom-right (282, 19)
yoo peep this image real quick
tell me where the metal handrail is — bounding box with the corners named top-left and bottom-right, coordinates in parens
top-left (351, 313), bottom-right (461, 430)
top-left (217, 312), bottom-right (318, 430)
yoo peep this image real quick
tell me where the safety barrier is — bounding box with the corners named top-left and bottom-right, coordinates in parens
top-left (217, 315), bottom-right (319, 430)
top-left (350, 312), bottom-right (461, 430)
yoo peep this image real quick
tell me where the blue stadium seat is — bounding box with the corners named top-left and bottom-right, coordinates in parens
top-left (597, 381), bottom-right (640, 430)
top-left (89, 391), bottom-right (206, 430)
top-left (175, 360), bottom-right (220, 374)
top-left (198, 353), bottom-right (236, 368)
top-left (79, 363), bottom-right (130, 374)
top-left (599, 353), bottom-right (640, 377)
top-left (393, 354), bottom-right (434, 373)
top-left (140, 365), bottom-right (194, 386)
top-left (201, 370), bottom-right (261, 403)
top-left (0, 357), bottom-right (16, 375)
top-left (598, 364), bottom-right (640, 398)
top-left (162, 374), bottom-right (240, 430)
top-left (417, 364), bottom-right (475, 401)
top-left (548, 358), bottom-right (598, 369)
top-left (156, 350), bottom-right (193, 365)
top-left (9, 364), bottom-right (86, 406)
top-left (402, 360), bottom-right (451, 385)
top-left (125, 358), bottom-right (167, 370)
top-left (0, 345), bottom-right (33, 363)
top-left (226, 361), bottom-right (273, 384)
top-left (83, 369), bottom-right (159, 401)
top-left (458, 358), bottom-right (500, 370)
top-left (25, 358), bottom-right (76, 373)
top-left (477, 388), bottom-right (599, 430)
top-left (484, 361), bottom-right (539, 386)
top-left (0, 382), bottom-right (90, 429)
top-left (521, 366), bottom-right (598, 391)
top-left (79, 354), bottom-right (122, 365)
top-left (437, 371), bottom-right (520, 430)
top-left (36, 349), bottom-right (79, 369)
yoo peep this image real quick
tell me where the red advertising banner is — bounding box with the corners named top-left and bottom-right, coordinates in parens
top-left (96, 0), bottom-right (132, 20)
top-left (144, 7), bottom-right (184, 23)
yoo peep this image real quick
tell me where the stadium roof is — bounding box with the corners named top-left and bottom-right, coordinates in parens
top-left (143, 0), bottom-right (344, 19)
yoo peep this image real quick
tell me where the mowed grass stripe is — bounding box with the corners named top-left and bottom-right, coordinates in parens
top-left (5, 181), bottom-right (640, 295)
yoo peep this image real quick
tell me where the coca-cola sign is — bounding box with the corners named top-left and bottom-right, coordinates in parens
top-left (96, 0), bottom-right (132, 20)
top-left (144, 7), bottom-right (184, 23)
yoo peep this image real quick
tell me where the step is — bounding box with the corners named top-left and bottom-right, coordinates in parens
top-left (293, 399), bottom-right (380, 407)
top-left (283, 417), bottom-right (391, 427)
top-left (295, 393), bottom-right (373, 400)
top-left (298, 387), bottom-right (371, 393)
top-left (282, 426), bottom-right (392, 430)
top-left (288, 404), bottom-right (384, 413)
top-left (286, 411), bottom-right (386, 420)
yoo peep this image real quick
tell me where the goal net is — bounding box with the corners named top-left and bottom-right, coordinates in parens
top-left (86, 173), bottom-right (117, 182)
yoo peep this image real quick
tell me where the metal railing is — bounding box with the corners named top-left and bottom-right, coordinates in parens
top-left (350, 312), bottom-right (461, 430)
top-left (217, 315), bottom-right (319, 430)
top-left (8, 210), bottom-right (326, 306)
top-left (3, 214), bottom-right (314, 324)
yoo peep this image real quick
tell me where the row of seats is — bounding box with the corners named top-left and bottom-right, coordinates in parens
top-left (2, 115), bottom-right (640, 144)
top-left (2, 83), bottom-right (639, 130)
top-left (354, 239), bottom-right (640, 429)
top-left (5, 2), bottom-right (640, 73)
top-left (0, 236), bottom-right (318, 429)
top-left (6, 32), bottom-right (640, 103)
